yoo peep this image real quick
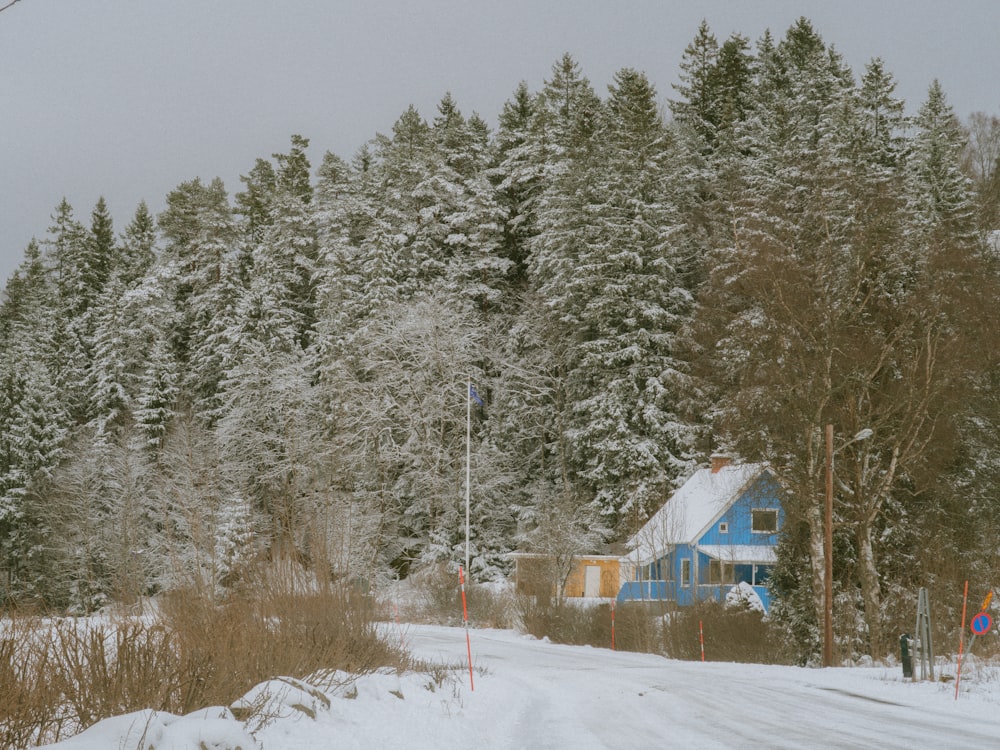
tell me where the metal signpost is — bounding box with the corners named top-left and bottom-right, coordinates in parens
top-left (913, 587), bottom-right (934, 681)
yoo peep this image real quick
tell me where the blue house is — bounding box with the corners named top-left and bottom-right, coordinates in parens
top-left (617, 457), bottom-right (784, 612)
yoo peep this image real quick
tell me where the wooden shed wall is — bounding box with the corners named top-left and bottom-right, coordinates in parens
top-left (563, 558), bottom-right (620, 598)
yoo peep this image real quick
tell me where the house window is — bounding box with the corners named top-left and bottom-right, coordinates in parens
top-left (719, 522), bottom-right (729, 534)
top-left (680, 559), bottom-right (691, 588)
top-left (709, 560), bottom-right (735, 585)
top-left (752, 508), bottom-right (779, 534)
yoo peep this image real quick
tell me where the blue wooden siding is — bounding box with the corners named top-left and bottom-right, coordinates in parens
top-left (617, 579), bottom-right (772, 611)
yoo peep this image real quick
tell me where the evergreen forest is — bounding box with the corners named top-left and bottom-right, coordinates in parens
top-left (3, 18), bottom-right (1000, 661)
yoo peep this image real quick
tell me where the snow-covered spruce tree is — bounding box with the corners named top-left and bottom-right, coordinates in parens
top-left (119, 201), bottom-right (158, 287)
top-left (671, 20), bottom-right (722, 150)
top-left (257, 135), bottom-right (320, 346)
top-left (134, 320), bottom-right (180, 452)
top-left (213, 137), bottom-right (326, 566)
top-left (492, 54), bottom-right (601, 290)
top-left (669, 23), bottom-right (756, 284)
top-left (49, 197), bottom-right (124, 429)
top-left (87, 280), bottom-right (133, 445)
top-left (41, 199), bottom-right (93, 426)
top-left (0, 241), bottom-right (73, 602)
top-left (905, 80), bottom-right (978, 247)
top-left (212, 492), bottom-right (257, 590)
top-left (157, 176), bottom-right (237, 421)
top-left (0, 352), bottom-right (70, 602)
top-left (426, 94), bottom-right (513, 315)
top-left (528, 64), bottom-right (696, 533)
top-left (491, 81), bottom-right (541, 284)
top-left (313, 147), bottom-right (390, 359)
top-left (120, 262), bottom-right (191, 453)
top-left (86, 197), bottom-right (117, 296)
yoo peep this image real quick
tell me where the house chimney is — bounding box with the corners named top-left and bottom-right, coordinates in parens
top-left (711, 455), bottom-right (732, 473)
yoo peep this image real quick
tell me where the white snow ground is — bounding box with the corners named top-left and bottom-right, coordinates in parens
top-left (41, 624), bottom-right (1000, 749)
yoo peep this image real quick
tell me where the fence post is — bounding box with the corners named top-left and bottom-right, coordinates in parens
top-left (611, 600), bottom-right (616, 651)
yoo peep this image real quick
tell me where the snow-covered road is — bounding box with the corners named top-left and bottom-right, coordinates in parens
top-left (405, 626), bottom-right (1000, 749)
top-left (46, 623), bottom-right (1000, 749)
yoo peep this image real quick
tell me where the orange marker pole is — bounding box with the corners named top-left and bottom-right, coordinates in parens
top-left (699, 620), bottom-right (705, 662)
top-left (955, 580), bottom-right (968, 701)
top-left (460, 566), bottom-right (475, 691)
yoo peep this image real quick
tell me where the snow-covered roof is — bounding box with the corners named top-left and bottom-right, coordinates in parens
top-left (626, 462), bottom-right (768, 563)
top-left (697, 544), bottom-right (777, 565)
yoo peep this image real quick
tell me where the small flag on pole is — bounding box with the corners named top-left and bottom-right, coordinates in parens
top-left (469, 384), bottom-right (484, 406)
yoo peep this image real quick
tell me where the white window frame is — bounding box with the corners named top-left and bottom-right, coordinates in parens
top-left (709, 559), bottom-right (735, 585)
top-left (751, 508), bottom-right (779, 534)
top-left (680, 559), bottom-right (691, 588)
top-left (719, 521), bottom-right (729, 534)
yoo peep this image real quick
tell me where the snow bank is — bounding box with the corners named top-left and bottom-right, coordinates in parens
top-left (39, 706), bottom-right (257, 750)
top-left (725, 581), bottom-right (765, 612)
top-left (34, 624), bottom-right (1000, 750)
top-left (231, 675), bottom-right (331, 725)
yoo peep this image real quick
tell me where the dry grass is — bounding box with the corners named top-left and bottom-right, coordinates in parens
top-left (0, 575), bottom-right (408, 747)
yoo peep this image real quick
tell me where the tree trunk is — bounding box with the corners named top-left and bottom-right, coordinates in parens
top-left (806, 498), bottom-right (826, 649)
top-left (856, 523), bottom-right (884, 658)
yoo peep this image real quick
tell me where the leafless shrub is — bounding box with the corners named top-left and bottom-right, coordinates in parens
top-left (403, 563), bottom-right (518, 629)
top-left (160, 574), bottom-right (407, 713)
top-left (47, 618), bottom-right (179, 729)
top-left (612, 602), bottom-right (669, 654)
top-left (664, 600), bottom-right (794, 664)
top-left (0, 616), bottom-right (70, 747)
top-left (516, 596), bottom-right (613, 647)
top-left (0, 568), bottom-right (408, 746)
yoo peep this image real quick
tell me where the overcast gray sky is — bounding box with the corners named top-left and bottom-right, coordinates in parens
top-left (2, 0), bottom-right (999, 286)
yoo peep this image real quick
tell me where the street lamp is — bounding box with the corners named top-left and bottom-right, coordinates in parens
top-left (824, 425), bottom-right (873, 668)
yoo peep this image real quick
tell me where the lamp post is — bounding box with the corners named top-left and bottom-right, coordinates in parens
top-left (824, 425), bottom-right (873, 668)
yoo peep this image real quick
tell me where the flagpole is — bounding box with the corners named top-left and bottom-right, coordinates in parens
top-left (466, 375), bottom-right (472, 578)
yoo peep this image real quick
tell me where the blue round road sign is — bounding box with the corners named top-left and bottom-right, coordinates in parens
top-left (971, 611), bottom-right (992, 635)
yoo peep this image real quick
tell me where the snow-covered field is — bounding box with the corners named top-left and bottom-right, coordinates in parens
top-left (42, 624), bottom-right (1000, 749)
